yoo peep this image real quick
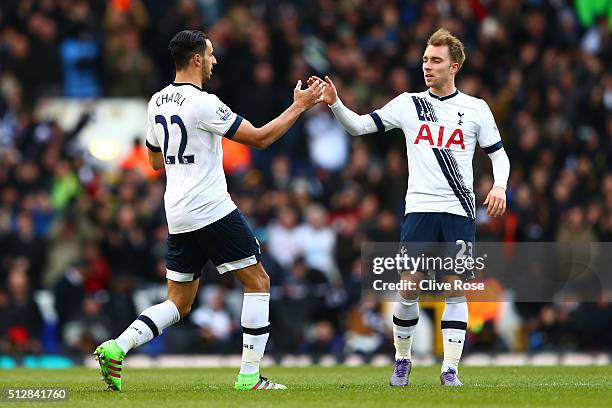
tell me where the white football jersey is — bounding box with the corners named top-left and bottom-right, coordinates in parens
top-left (372, 89), bottom-right (502, 219)
top-left (146, 82), bottom-right (242, 234)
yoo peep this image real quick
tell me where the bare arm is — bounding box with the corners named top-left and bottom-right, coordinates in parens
top-left (231, 80), bottom-right (324, 149)
top-left (147, 149), bottom-right (164, 170)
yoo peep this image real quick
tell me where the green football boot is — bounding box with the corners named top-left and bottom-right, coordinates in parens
top-left (94, 340), bottom-right (125, 391)
top-left (234, 372), bottom-right (287, 390)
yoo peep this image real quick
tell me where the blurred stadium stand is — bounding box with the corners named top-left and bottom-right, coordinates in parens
top-left (0, 0), bottom-right (611, 366)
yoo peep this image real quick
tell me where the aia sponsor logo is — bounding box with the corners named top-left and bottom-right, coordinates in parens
top-left (414, 123), bottom-right (465, 150)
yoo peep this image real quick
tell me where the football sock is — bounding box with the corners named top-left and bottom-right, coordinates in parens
top-left (441, 296), bottom-right (468, 373)
top-left (392, 294), bottom-right (419, 360)
top-left (240, 292), bottom-right (271, 375)
top-left (115, 300), bottom-right (180, 354)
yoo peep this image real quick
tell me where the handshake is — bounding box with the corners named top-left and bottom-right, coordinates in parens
top-left (292, 75), bottom-right (339, 112)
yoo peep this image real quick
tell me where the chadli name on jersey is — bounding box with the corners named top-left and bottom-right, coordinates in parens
top-left (156, 92), bottom-right (187, 107)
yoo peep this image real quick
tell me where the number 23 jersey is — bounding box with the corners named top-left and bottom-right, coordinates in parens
top-left (146, 82), bottom-right (243, 234)
top-left (371, 89), bottom-right (503, 219)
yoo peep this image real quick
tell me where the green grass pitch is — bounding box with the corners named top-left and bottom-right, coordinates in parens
top-left (1, 366), bottom-right (611, 407)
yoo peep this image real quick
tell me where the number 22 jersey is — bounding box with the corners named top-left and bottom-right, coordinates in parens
top-left (145, 82), bottom-right (243, 234)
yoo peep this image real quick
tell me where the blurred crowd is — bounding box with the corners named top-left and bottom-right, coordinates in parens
top-left (0, 0), bottom-right (611, 360)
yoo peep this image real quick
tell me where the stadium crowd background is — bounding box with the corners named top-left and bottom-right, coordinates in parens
top-left (0, 0), bottom-right (611, 361)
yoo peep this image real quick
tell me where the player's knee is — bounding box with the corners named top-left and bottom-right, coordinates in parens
top-left (253, 271), bottom-right (270, 292)
top-left (399, 290), bottom-right (420, 302)
top-left (235, 263), bottom-right (271, 293)
top-left (247, 269), bottom-right (270, 293)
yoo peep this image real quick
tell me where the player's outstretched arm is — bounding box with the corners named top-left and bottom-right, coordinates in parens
top-left (308, 75), bottom-right (379, 136)
top-left (231, 80), bottom-right (324, 149)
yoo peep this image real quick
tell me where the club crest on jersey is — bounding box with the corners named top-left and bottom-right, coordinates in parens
top-left (457, 112), bottom-right (464, 125)
top-left (414, 123), bottom-right (465, 150)
top-left (216, 105), bottom-right (232, 121)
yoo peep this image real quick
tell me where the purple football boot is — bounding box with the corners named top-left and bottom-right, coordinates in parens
top-left (389, 358), bottom-right (412, 387)
top-left (440, 367), bottom-right (463, 386)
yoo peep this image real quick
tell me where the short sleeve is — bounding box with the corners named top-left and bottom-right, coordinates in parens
top-left (371, 94), bottom-right (405, 133)
top-left (197, 94), bottom-right (243, 139)
top-left (477, 99), bottom-right (503, 154)
top-left (145, 107), bottom-right (161, 152)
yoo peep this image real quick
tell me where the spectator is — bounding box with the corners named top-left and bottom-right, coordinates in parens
top-left (62, 294), bottom-right (113, 354)
top-left (0, 259), bottom-right (43, 356)
top-left (267, 205), bottom-right (302, 269)
top-left (295, 203), bottom-right (339, 282)
top-left (303, 105), bottom-right (349, 172)
top-left (190, 287), bottom-right (235, 353)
